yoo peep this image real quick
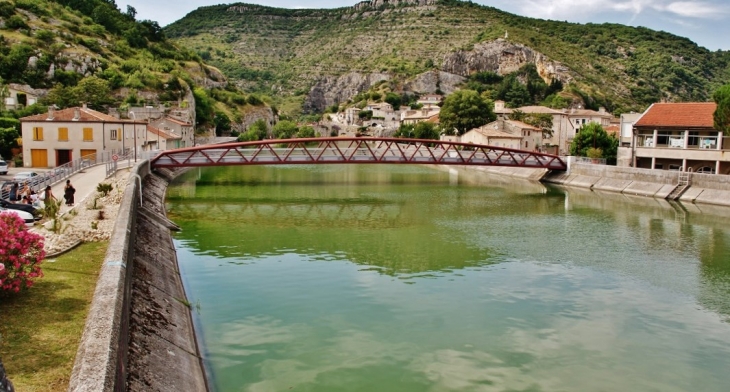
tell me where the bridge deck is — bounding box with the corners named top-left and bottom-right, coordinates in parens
top-left (151, 137), bottom-right (567, 171)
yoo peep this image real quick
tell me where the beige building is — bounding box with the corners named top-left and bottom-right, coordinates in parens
top-left (460, 124), bottom-right (523, 149)
top-left (20, 105), bottom-right (148, 168)
top-left (146, 124), bottom-right (181, 151)
top-left (622, 102), bottom-right (729, 174)
top-left (150, 116), bottom-right (194, 148)
top-left (401, 108), bottom-right (440, 125)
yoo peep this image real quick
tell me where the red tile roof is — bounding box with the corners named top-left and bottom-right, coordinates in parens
top-left (635, 102), bottom-right (717, 129)
top-left (162, 117), bottom-right (193, 126)
top-left (146, 124), bottom-right (180, 140)
top-left (20, 107), bottom-right (143, 123)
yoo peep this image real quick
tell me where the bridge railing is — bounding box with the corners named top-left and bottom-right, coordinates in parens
top-left (150, 137), bottom-right (568, 171)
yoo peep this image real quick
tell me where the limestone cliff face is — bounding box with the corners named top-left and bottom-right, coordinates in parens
top-left (304, 72), bottom-right (390, 113)
top-left (442, 39), bottom-right (573, 84)
top-left (352, 0), bottom-right (437, 12)
top-left (235, 105), bottom-right (277, 134)
top-left (404, 70), bottom-right (465, 95)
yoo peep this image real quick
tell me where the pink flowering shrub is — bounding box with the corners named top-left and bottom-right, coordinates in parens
top-left (0, 212), bottom-right (45, 294)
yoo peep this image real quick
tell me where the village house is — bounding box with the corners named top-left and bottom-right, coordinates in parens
top-left (460, 123), bottom-right (523, 149)
top-left (4, 84), bottom-right (43, 110)
top-left (401, 108), bottom-right (440, 125)
top-left (621, 102), bottom-right (729, 174)
top-left (150, 116), bottom-right (194, 148)
top-left (146, 124), bottom-right (181, 151)
top-left (417, 94), bottom-right (443, 109)
top-left (19, 105), bottom-right (148, 168)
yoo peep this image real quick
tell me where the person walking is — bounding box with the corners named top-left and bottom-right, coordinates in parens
top-left (43, 185), bottom-right (57, 207)
top-left (64, 180), bottom-right (76, 206)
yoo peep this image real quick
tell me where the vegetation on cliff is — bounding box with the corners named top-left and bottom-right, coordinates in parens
top-left (165, 0), bottom-right (730, 116)
top-left (0, 0), bottom-right (268, 131)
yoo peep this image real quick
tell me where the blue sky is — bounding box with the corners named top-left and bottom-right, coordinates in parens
top-left (116, 0), bottom-right (730, 51)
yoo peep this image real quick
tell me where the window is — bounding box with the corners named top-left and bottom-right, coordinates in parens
top-left (110, 129), bottom-right (118, 140)
top-left (58, 127), bottom-right (68, 141)
top-left (83, 127), bottom-right (93, 141)
top-left (697, 166), bottom-right (715, 174)
top-left (33, 127), bottom-right (43, 141)
top-left (669, 164), bottom-right (681, 171)
top-left (525, 141), bottom-right (528, 148)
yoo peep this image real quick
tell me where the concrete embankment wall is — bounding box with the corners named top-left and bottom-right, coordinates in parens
top-left (542, 161), bottom-right (730, 207)
top-left (67, 163), bottom-right (207, 392)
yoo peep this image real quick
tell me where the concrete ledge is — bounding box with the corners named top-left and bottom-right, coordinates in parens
top-left (654, 184), bottom-right (677, 199)
top-left (622, 182), bottom-right (665, 197)
top-left (592, 178), bottom-right (632, 193)
top-left (679, 187), bottom-right (704, 203)
top-left (566, 175), bottom-right (599, 189)
top-left (691, 188), bottom-right (730, 207)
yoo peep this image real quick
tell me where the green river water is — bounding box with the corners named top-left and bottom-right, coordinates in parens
top-left (166, 164), bottom-right (730, 392)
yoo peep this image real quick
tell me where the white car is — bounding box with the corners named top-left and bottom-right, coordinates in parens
top-left (0, 208), bottom-right (35, 227)
top-left (12, 171), bottom-right (41, 185)
top-left (0, 159), bottom-right (7, 175)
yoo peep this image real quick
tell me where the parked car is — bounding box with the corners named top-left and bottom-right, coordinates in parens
top-left (0, 198), bottom-right (42, 220)
top-left (0, 159), bottom-right (7, 175)
top-left (0, 208), bottom-right (36, 227)
top-left (13, 172), bottom-right (41, 186)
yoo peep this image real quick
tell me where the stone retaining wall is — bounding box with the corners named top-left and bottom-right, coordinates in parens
top-left (67, 163), bottom-right (207, 392)
top-left (542, 160), bottom-right (730, 207)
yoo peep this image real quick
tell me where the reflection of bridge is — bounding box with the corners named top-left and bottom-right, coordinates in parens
top-left (167, 200), bottom-right (406, 229)
top-left (151, 137), bottom-right (567, 170)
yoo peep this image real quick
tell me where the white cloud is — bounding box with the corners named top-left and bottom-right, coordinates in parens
top-left (512, 0), bottom-right (728, 20)
top-left (662, 1), bottom-right (728, 18)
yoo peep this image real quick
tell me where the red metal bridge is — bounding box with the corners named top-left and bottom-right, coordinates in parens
top-left (150, 137), bottom-right (567, 170)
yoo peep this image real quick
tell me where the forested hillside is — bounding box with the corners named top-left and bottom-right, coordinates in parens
top-left (0, 0), bottom-right (268, 132)
top-left (165, 0), bottom-right (730, 115)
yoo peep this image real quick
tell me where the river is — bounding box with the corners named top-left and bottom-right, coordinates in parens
top-left (166, 164), bottom-right (730, 392)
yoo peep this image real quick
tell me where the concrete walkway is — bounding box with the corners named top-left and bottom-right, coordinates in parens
top-left (50, 162), bottom-right (133, 215)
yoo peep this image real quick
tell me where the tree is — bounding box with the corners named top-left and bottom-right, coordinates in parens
top-left (297, 125), bottom-right (316, 138)
top-left (272, 120), bottom-right (298, 139)
top-left (569, 123), bottom-right (618, 164)
top-left (712, 84), bottom-right (730, 135)
top-left (439, 90), bottom-right (495, 136)
top-left (238, 119), bottom-right (268, 142)
top-left (73, 76), bottom-right (111, 110)
top-left (214, 111), bottom-right (231, 136)
top-left (384, 92), bottom-right (401, 109)
top-left (0, 127), bottom-right (19, 160)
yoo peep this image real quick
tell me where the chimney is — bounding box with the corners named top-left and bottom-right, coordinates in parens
top-left (599, 107), bottom-right (606, 114)
top-left (82, 103), bottom-right (87, 110)
top-left (494, 100), bottom-right (505, 110)
top-left (73, 107), bottom-right (80, 121)
top-left (47, 106), bottom-right (55, 120)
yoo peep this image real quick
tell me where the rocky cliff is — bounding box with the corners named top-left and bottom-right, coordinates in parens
top-left (442, 39), bottom-right (573, 84)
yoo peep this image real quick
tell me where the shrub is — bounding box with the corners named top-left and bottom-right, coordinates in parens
top-left (97, 182), bottom-right (113, 196)
top-left (0, 213), bottom-right (45, 293)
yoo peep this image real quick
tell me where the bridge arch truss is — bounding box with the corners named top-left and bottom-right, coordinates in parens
top-left (150, 137), bottom-right (567, 171)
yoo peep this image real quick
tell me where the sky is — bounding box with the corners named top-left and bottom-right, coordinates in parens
top-left (116, 0), bottom-right (730, 51)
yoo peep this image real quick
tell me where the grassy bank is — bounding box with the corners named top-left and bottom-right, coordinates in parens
top-left (0, 241), bottom-right (108, 392)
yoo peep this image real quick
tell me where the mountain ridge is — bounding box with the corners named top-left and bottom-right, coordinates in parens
top-left (165, 0), bottom-right (730, 116)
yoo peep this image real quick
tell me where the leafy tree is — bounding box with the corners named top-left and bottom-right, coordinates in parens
top-left (297, 125), bottom-right (316, 138)
top-left (439, 89), bottom-right (495, 135)
top-left (384, 92), bottom-right (401, 109)
top-left (272, 120), bottom-right (298, 139)
top-left (193, 87), bottom-right (214, 128)
top-left (712, 84), bottom-right (730, 135)
top-left (569, 123), bottom-right (618, 164)
top-left (44, 84), bottom-right (78, 108)
top-left (0, 127), bottom-right (19, 160)
top-left (238, 119), bottom-right (268, 141)
top-left (214, 111), bottom-right (232, 136)
top-left (73, 76), bottom-right (111, 110)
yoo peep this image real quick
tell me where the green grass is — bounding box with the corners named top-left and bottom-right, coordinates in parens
top-left (0, 242), bottom-right (108, 392)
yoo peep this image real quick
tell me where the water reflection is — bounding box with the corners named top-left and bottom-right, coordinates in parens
top-left (169, 165), bottom-right (730, 392)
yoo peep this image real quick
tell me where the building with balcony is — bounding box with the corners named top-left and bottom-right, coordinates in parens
top-left (622, 102), bottom-right (728, 175)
